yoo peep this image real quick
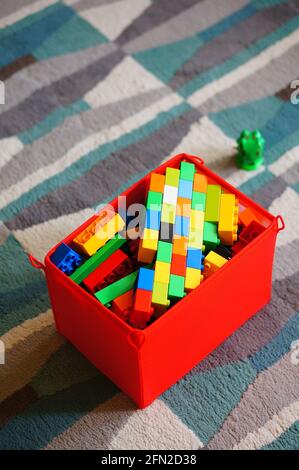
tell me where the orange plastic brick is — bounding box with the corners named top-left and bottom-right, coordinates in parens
top-left (239, 207), bottom-right (259, 227)
top-left (176, 197), bottom-right (191, 217)
top-left (172, 236), bottom-right (188, 256)
top-left (193, 173), bottom-right (207, 193)
top-left (149, 173), bottom-right (165, 193)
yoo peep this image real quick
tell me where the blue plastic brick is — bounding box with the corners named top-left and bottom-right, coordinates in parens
top-left (137, 267), bottom-right (155, 291)
top-left (174, 215), bottom-right (190, 237)
top-left (50, 243), bottom-right (83, 276)
top-left (186, 248), bottom-right (204, 270)
top-left (178, 179), bottom-right (193, 199)
top-left (145, 208), bottom-right (161, 231)
top-left (50, 243), bottom-right (68, 266)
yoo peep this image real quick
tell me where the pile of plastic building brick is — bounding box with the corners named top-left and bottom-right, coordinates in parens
top-left (51, 161), bottom-right (265, 329)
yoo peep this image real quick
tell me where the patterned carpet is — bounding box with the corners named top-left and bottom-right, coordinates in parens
top-left (0, 0), bottom-right (299, 450)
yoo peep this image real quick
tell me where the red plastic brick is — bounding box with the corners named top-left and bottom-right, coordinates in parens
top-left (82, 249), bottom-right (128, 293)
top-left (130, 289), bottom-right (153, 329)
top-left (239, 220), bottom-right (266, 244)
top-left (170, 253), bottom-right (186, 277)
top-left (111, 289), bottom-right (134, 321)
top-left (134, 288), bottom-right (152, 312)
top-left (231, 240), bottom-right (246, 255)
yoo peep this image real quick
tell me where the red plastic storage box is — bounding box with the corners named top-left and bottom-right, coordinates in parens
top-left (29, 154), bottom-right (284, 408)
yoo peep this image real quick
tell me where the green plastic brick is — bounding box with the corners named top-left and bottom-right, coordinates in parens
top-left (146, 191), bottom-right (163, 211)
top-left (165, 167), bottom-right (180, 187)
top-left (191, 191), bottom-right (206, 210)
top-left (180, 161), bottom-right (196, 181)
top-left (156, 241), bottom-right (173, 263)
top-left (205, 185), bottom-right (221, 222)
top-left (203, 221), bottom-right (220, 251)
top-left (168, 274), bottom-right (185, 299)
top-left (95, 270), bottom-right (138, 305)
top-left (70, 234), bottom-right (126, 284)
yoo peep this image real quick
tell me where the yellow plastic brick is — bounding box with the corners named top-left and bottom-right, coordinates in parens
top-left (137, 228), bottom-right (159, 263)
top-left (100, 213), bottom-right (124, 238)
top-left (74, 213), bottom-right (125, 256)
top-left (161, 203), bottom-right (176, 224)
top-left (154, 260), bottom-right (171, 284)
top-left (152, 281), bottom-right (170, 307)
top-left (142, 228), bottom-right (159, 242)
top-left (203, 250), bottom-right (228, 278)
top-left (79, 236), bottom-right (105, 256)
top-left (185, 267), bottom-right (203, 291)
top-left (165, 167), bottom-right (180, 187)
top-left (188, 227), bottom-right (203, 249)
top-left (218, 194), bottom-right (239, 245)
top-left (190, 209), bottom-right (204, 229)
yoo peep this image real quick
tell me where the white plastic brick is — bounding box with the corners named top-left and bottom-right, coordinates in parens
top-left (163, 185), bottom-right (178, 206)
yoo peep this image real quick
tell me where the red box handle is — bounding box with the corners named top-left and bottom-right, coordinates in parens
top-left (276, 215), bottom-right (285, 233)
top-left (27, 253), bottom-right (46, 272)
top-left (183, 154), bottom-right (204, 166)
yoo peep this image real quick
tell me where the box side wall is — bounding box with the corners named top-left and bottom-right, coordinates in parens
top-left (45, 261), bottom-right (142, 405)
top-left (140, 224), bottom-right (278, 407)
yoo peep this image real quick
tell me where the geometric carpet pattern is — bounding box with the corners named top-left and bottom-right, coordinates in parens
top-left (0, 0), bottom-right (298, 449)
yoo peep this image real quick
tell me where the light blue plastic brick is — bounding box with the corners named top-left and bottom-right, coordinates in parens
top-left (145, 209), bottom-right (161, 231)
top-left (178, 179), bottom-right (193, 199)
top-left (174, 215), bottom-right (190, 237)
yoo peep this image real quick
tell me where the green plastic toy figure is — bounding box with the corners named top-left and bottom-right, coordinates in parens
top-left (237, 130), bottom-right (265, 171)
